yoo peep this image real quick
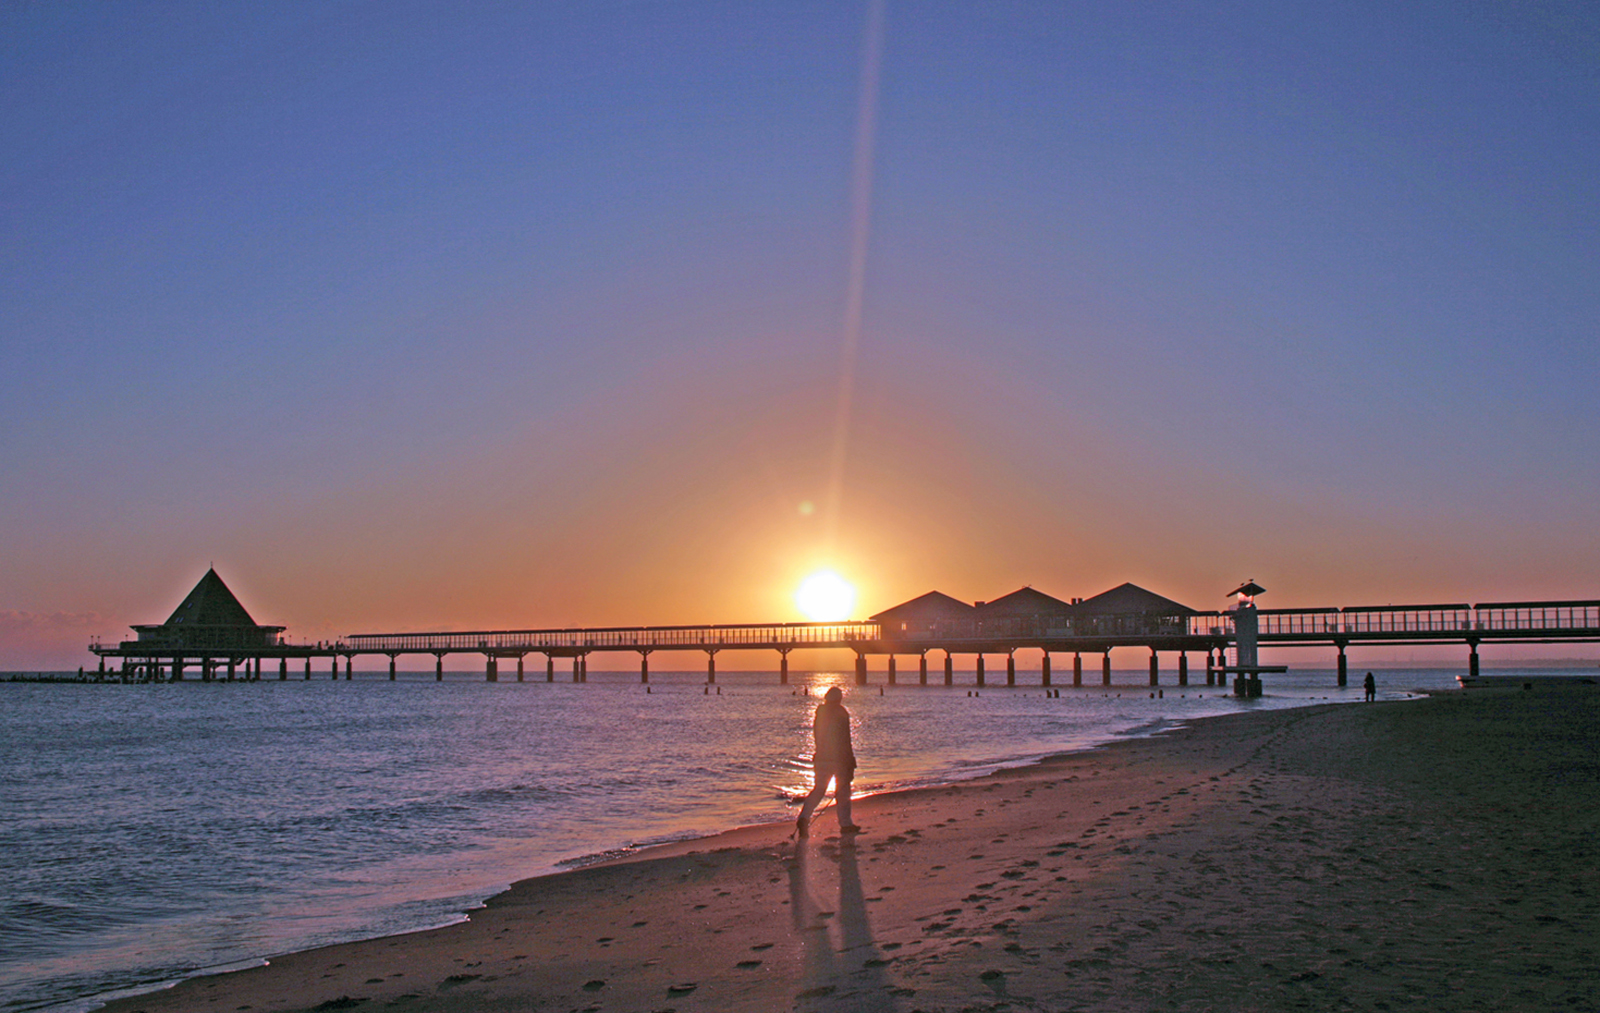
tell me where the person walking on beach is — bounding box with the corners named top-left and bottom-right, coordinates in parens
top-left (797, 686), bottom-right (859, 837)
top-left (1363, 671), bottom-right (1376, 702)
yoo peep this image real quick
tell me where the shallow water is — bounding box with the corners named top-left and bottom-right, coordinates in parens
top-left (0, 665), bottom-right (1468, 1011)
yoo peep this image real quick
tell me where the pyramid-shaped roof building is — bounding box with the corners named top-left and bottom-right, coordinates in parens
top-left (130, 569), bottom-right (284, 649)
top-left (162, 568), bottom-right (260, 627)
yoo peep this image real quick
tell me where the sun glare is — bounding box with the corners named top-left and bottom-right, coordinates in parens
top-left (796, 570), bottom-right (856, 623)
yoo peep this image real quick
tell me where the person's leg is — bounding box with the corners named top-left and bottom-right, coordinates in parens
top-left (798, 767), bottom-right (832, 825)
top-left (834, 772), bottom-right (854, 828)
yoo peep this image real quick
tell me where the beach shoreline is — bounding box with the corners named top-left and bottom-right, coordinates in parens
top-left (95, 689), bottom-right (1598, 1012)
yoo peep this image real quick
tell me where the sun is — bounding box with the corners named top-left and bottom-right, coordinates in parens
top-left (796, 570), bottom-right (857, 622)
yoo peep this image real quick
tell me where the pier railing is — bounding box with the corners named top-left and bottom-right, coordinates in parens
top-left (345, 621), bottom-right (882, 654)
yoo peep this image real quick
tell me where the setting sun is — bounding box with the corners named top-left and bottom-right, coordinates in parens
top-left (796, 570), bottom-right (857, 622)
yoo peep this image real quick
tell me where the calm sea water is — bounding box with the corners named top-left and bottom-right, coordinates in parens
top-left (0, 665), bottom-right (1472, 1012)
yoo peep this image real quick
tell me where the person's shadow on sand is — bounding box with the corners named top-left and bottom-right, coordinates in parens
top-left (789, 840), bottom-right (899, 1012)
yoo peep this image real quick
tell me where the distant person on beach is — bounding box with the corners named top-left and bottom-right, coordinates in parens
top-left (1363, 672), bottom-right (1376, 702)
top-left (797, 686), bottom-right (859, 837)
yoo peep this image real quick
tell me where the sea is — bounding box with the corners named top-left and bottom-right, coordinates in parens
top-left (0, 664), bottom-right (1500, 1011)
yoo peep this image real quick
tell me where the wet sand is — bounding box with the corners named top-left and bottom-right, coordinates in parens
top-left (103, 689), bottom-right (1598, 1012)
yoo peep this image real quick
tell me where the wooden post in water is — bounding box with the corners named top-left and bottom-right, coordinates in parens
top-left (546, 654), bottom-right (554, 682)
top-left (279, 658), bottom-right (287, 680)
top-left (1041, 652), bottom-right (1051, 687)
top-left (976, 654), bottom-right (986, 687)
top-left (1178, 652), bottom-right (1188, 686)
top-left (919, 652), bottom-right (928, 685)
top-left (887, 655), bottom-right (897, 685)
top-left (517, 654), bottom-right (525, 683)
top-left (1149, 649), bottom-right (1159, 687)
top-left (1336, 643), bottom-right (1348, 687)
top-left (304, 657), bottom-right (311, 680)
top-left (706, 651), bottom-right (717, 685)
top-left (944, 651), bottom-right (954, 686)
top-left (640, 651), bottom-right (651, 684)
top-left (1006, 652), bottom-right (1016, 686)
top-left (1074, 652), bottom-right (1083, 687)
top-left (486, 656), bottom-right (498, 682)
top-left (1102, 652), bottom-right (1112, 686)
top-left (436, 654), bottom-right (444, 681)
top-left (778, 649), bottom-right (789, 685)
top-left (854, 653), bottom-right (867, 686)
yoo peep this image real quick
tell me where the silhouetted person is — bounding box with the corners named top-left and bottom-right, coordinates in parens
top-left (1363, 671), bottom-right (1376, 702)
top-left (797, 686), bottom-right (858, 836)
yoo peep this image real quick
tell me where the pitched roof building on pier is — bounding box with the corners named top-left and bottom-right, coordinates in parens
top-left (871, 582), bottom-right (1197, 642)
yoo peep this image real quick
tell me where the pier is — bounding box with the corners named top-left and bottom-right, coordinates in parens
top-left (86, 570), bottom-right (1600, 692)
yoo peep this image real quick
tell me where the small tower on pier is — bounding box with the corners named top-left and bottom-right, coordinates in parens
top-left (1225, 580), bottom-right (1272, 697)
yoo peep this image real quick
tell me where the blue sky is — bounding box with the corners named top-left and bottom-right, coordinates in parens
top-left (2, 2), bottom-right (1597, 665)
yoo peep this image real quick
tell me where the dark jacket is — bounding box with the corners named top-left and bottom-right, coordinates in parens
top-left (812, 701), bottom-right (856, 771)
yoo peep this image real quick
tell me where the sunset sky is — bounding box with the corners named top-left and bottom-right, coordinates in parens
top-left (4, 2), bottom-right (1598, 668)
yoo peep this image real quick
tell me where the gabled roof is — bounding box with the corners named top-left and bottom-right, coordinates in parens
top-left (162, 568), bottom-right (260, 627)
top-left (975, 586), bottom-right (1076, 617)
top-left (870, 590), bottom-right (975, 623)
top-left (1072, 582), bottom-right (1196, 616)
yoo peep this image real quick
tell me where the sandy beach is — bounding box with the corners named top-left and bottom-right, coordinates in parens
top-left (102, 689), bottom-right (1598, 1013)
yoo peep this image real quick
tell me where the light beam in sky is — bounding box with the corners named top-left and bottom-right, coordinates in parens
top-left (822, 0), bottom-right (886, 553)
top-left (796, 570), bottom-right (857, 622)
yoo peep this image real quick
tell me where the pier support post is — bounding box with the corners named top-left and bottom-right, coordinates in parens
top-left (976, 655), bottom-right (986, 687)
top-left (330, 657), bottom-right (337, 680)
top-left (944, 652), bottom-right (954, 686)
top-left (486, 656), bottom-right (498, 682)
top-left (1074, 652), bottom-right (1083, 687)
top-left (778, 649), bottom-right (788, 685)
top-left (517, 655), bottom-right (525, 683)
top-left (581, 655), bottom-right (588, 682)
top-left (1178, 652), bottom-right (1188, 686)
top-left (640, 651), bottom-right (650, 684)
top-left (1102, 652), bottom-right (1112, 686)
top-left (1205, 649), bottom-right (1214, 686)
top-left (172, 658), bottom-right (183, 682)
top-left (1149, 649), bottom-right (1159, 687)
top-left (573, 656), bottom-right (582, 683)
top-left (855, 653), bottom-right (867, 686)
top-left (547, 655), bottom-right (554, 682)
top-left (436, 654), bottom-right (445, 681)
top-left (1336, 643), bottom-right (1348, 687)
top-left (389, 655), bottom-right (397, 681)
top-left (304, 658), bottom-right (311, 680)
top-left (227, 659), bottom-right (237, 681)
top-left (1468, 639), bottom-right (1480, 681)
top-left (887, 655), bottom-right (897, 686)
top-left (707, 651), bottom-right (717, 685)
top-left (279, 658), bottom-right (287, 681)
top-left (345, 656), bottom-right (352, 681)
top-left (919, 653), bottom-right (928, 685)
top-left (1041, 652), bottom-right (1051, 687)
top-left (1006, 652), bottom-right (1016, 686)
